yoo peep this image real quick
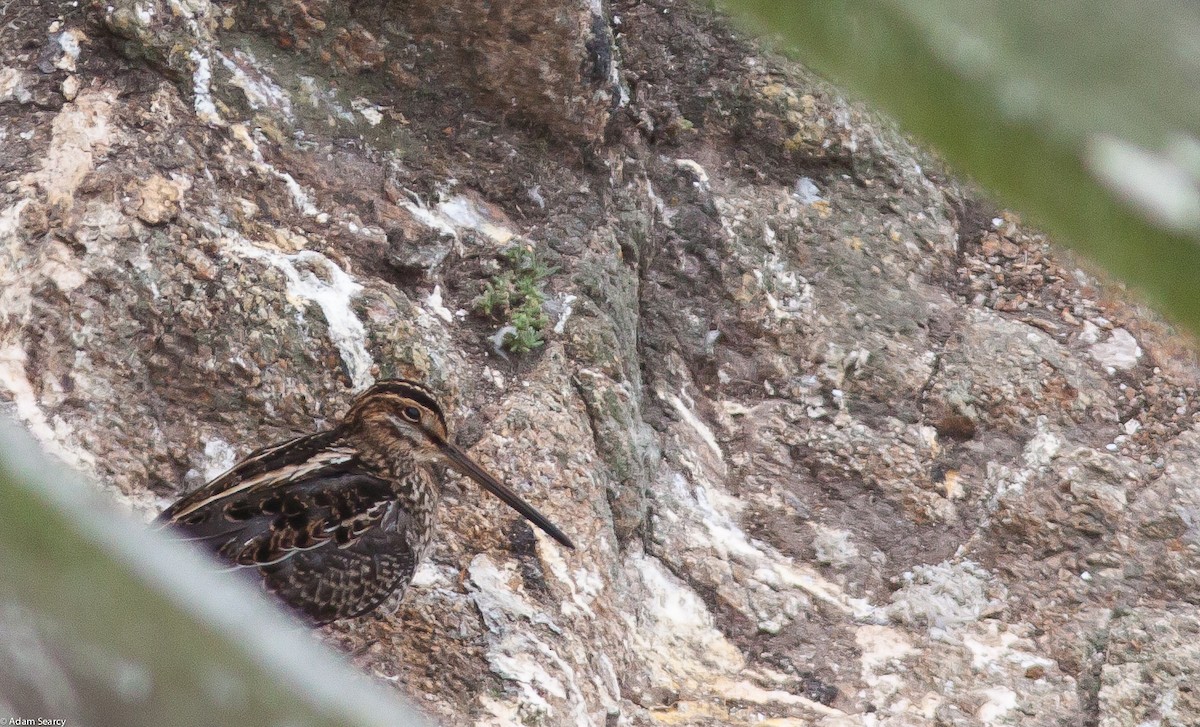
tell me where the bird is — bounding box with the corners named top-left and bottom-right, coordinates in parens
top-left (156, 378), bottom-right (574, 625)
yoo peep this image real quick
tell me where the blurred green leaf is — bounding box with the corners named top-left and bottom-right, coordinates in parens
top-left (0, 419), bottom-right (429, 727)
top-left (722, 0), bottom-right (1200, 336)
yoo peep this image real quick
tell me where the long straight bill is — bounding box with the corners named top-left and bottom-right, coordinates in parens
top-left (440, 442), bottom-right (575, 549)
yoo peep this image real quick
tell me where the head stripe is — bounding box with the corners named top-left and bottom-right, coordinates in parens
top-left (361, 379), bottom-right (447, 431)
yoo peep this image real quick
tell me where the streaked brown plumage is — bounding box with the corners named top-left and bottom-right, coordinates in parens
top-left (157, 379), bottom-right (573, 625)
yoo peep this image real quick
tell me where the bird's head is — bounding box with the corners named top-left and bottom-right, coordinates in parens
top-left (345, 379), bottom-right (574, 549)
top-left (346, 379), bottom-right (451, 462)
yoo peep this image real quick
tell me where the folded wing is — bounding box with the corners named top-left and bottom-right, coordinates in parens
top-left (159, 436), bottom-right (417, 623)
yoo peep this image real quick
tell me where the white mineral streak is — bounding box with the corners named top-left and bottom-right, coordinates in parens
top-left (540, 541), bottom-right (601, 618)
top-left (856, 624), bottom-right (917, 714)
top-left (1089, 327), bottom-right (1143, 371)
top-left (626, 370), bottom-right (902, 719)
top-left (23, 88), bottom-right (116, 207)
top-left (489, 326), bottom-right (516, 360)
top-left (674, 158), bottom-right (711, 188)
top-left (0, 197), bottom-right (95, 472)
top-left (757, 245), bottom-right (814, 321)
top-left (1023, 418), bottom-right (1063, 468)
top-left (879, 565), bottom-right (1059, 719)
top-left (553, 293), bottom-right (577, 334)
top-left (189, 50), bottom-right (221, 125)
top-left (590, 652), bottom-right (622, 717)
top-left (218, 50), bottom-right (293, 119)
top-left (986, 421), bottom-right (1064, 514)
top-left (469, 556), bottom-right (595, 725)
top-left (485, 642), bottom-right (563, 719)
top-left (0, 66), bottom-right (32, 104)
top-left (424, 285), bottom-right (454, 323)
top-left (624, 560), bottom-right (856, 719)
top-left (407, 562), bottom-right (450, 589)
top-left (658, 401), bottom-right (874, 620)
top-left (526, 185), bottom-right (545, 209)
top-left (625, 551), bottom-right (745, 685)
top-left (713, 678), bottom-right (852, 720)
top-left (396, 191), bottom-right (453, 238)
top-left (476, 696), bottom-right (522, 727)
top-left (437, 194), bottom-right (514, 243)
top-left (0, 201), bottom-right (31, 311)
top-left (199, 437), bottom-right (238, 481)
top-left (962, 621), bottom-right (1055, 674)
top-left (228, 242), bottom-right (375, 391)
top-left (55, 29), bottom-right (83, 72)
top-left (350, 98), bottom-right (385, 126)
top-left (645, 179), bottom-right (666, 218)
top-left (577, 0), bottom-right (626, 108)
top-left (976, 686), bottom-right (1019, 724)
top-left (793, 176), bottom-right (824, 204)
top-left (664, 391), bottom-right (725, 467)
top-left (0, 346), bottom-right (95, 472)
top-left (526, 636), bottom-right (590, 726)
top-left (467, 555), bottom-right (562, 634)
top-left (401, 190), bottom-right (516, 245)
top-left (227, 125), bottom-right (319, 217)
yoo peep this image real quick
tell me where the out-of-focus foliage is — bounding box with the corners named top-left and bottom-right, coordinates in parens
top-left (723, 0), bottom-right (1200, 336)
top-left (0, 419), bottom-right (429, 727)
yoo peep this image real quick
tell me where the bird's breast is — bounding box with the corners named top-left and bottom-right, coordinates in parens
top-left (388, 465), bottom-right (440, 546)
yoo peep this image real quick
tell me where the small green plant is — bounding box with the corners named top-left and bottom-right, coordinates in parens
top-left (473, 245), bottom-right (554, 354)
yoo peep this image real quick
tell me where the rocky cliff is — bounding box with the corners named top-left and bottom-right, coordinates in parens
top-left (3, 0), bottom-right (1199, 725)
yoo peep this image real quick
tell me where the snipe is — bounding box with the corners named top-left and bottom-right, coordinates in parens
top-left (157, 379), bottom-right (573, 624)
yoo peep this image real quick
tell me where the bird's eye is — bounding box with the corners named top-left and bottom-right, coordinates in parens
top-left (402, 406), bottom-right (422, 422)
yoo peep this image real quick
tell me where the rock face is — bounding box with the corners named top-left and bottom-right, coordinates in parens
top-left (3, 1), bottom-right (1200, 725)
